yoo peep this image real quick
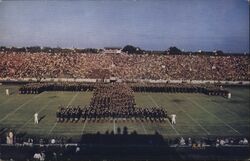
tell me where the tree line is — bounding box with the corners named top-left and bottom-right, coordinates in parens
top-left (1, 45), bottom-right (247, 56)
top-left (0, 46), bottom-right (101, 54)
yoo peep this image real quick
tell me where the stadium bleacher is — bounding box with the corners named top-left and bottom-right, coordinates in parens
top-left (0, 51), bottom-right (249, 81)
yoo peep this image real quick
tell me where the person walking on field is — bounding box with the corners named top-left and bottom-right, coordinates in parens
top-left (34, 112), bottom-right (39, 124)
top-left (171, 114), bottom-right (176, 124)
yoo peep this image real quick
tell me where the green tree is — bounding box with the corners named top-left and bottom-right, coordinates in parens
top-left (168, 46), bottom-right (182, 54)
top-left (122, 45), bottom-right (143, 54)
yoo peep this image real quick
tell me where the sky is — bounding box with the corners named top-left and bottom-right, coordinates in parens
top-left (0, 0), bottom-right (249, 53)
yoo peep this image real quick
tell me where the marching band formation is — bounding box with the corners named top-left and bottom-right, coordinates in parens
top-left (19, 82), bottom-right (230, 97)
top-left (56, 83), bottom-right (168, 122)
top-left (17, 82), bottom-right (231, 122)
top-left (19, 83), bottom-right (94, 94)
top-left (56, 105), bottom-right (168, 122)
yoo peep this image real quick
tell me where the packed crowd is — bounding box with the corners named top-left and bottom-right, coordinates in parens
top-left (0, 51), bottom-right (249, 81)
top-left (174, 136), bottom-right (249, 149)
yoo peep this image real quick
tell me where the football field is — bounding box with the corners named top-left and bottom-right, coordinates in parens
top-left (0, 85), bottom-right (249, 141)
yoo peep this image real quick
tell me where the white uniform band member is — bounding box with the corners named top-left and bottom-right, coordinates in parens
top-left (6, 89), bottom-right (9, 96)
top-left (228, 93), bottom-right (231, 99)
top-left (34, 112), bottom-right (39, 124)
top-left (171, 114), bottom-right (176, 124)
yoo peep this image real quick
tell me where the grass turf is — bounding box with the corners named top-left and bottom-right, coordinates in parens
top-left (0, 85), bottom-right (249, 141)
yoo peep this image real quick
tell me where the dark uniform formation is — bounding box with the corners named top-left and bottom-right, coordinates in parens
top-left (19, 82), bottom-right (94, 94)
top-left (19, 82), bottom-right (230, 97)
top-left (56, 84), bottom-right (167, 122)
top-left (130, 83), bottom-right (230, 97)
top-left (90, 84), bottom-right (136, 110)
top-left (56, 105), bottom-right (167, 122)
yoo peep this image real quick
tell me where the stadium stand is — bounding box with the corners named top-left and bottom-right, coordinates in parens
top-left (0, 51), bottom-right (249, 81)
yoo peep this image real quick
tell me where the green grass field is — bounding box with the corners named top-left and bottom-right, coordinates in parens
top-left (0, 85), bottom-right (249, 141)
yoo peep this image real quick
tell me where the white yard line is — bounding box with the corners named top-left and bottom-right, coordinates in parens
top-left (179, 109), bottom-right (210, 135)
top-left (187, 97), bottom-right (241, 135)
top-left (147, 94), bottom-right (180, 135)
top-left (147, 94), bottom-right (160, 108)
top-left (48, 121), bottom-right (58, 135)
top-left (81, 120), bottom-right (88, 134)
top-left (166, 119), bottom-right (180, 135)
top-left (167, 95), bottom-right (210, 135)
top-left (0, 93), bottom-right (44, 123)
top-left (16, 99), bottom-right (53, 132)
top-left (206, 97), bottom-right (243, 118)
top-left (66, 92), bottom-right (79, 107)
top-left (48, 92), bottom-right (79, 135)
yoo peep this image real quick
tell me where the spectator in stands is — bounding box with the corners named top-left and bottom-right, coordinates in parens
top-left (76, 146), bottom-right (80, 153)
top-left (216, 138), bottom-right (220, 147)
top-left (40, 151), bottom-right (45, 161)
top-left (0, 51), bottom-right (248, 81)
top-left (220, 139), bottom-right (225, 146)
top-left (188, 137), bottom-right (192, 146)
top-left (243, 138), bottom-right (248, 145)
top-left (52, 152), bottom-right (57, 161)
top-left (179, 137), bottom-right (186, 146)
top-left (33, 152), bottom-right (42, 161)
top-left (51, 138), bottom-right (56, 144)
top-left (6, 130), bottom-right (14, 145)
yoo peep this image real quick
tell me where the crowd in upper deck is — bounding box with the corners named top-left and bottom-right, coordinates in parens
top-left (0, 51), bottom-right (249, 81)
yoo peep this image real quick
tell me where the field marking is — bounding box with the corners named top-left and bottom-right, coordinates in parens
top-left (227, 89), bottom-right (249, 101)
top-left (140, 121), bottom-right (148, 134)
top-left (81, 120), bottom-right (88, 134)
top-left (147, 94), bottom-right (160, 108)
top-left (181, 111), bottom-right (210, 135)
top-left (48, 92), bottom-right (79, 135)
top-left (16, 99), bottom-right (54, 133)
top-left (165, 94), bottom-right (210, 135)
top-left (147, 94), bottom-right (180, 135)
top-left (0, 93), bottom-right (44, 123)
top-left (204, 97), bottom-right (240, 117)
top-left (205, 97), bottom-right (246, 118)
top-left (187, 97), bottom-right (241, 135)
